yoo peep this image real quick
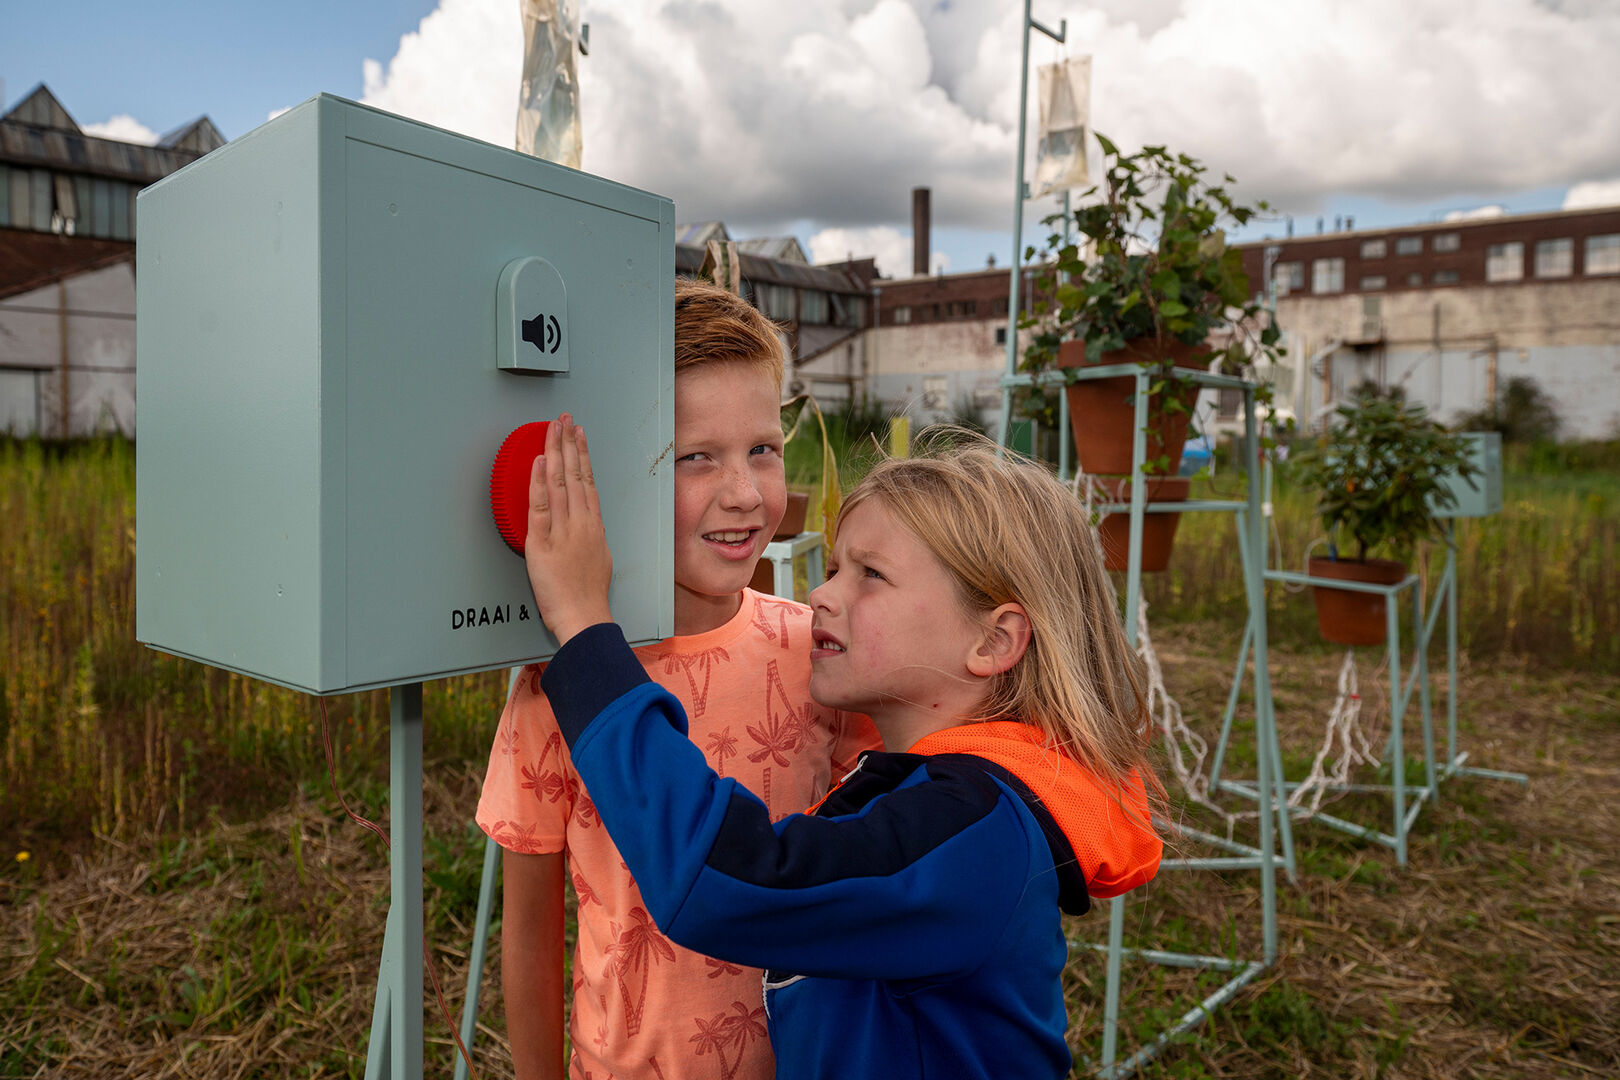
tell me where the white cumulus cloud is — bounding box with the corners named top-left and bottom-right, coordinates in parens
top-left (806, 224), bottom-right (950, 278)
top-left (353, 0), bottom-right (1620, 264)
top-left (1563, 178), bottom-right (1620, 210)
top-left (82, 115), bottom-right (158, 145)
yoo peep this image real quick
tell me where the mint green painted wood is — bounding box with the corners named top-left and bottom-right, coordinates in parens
top-left (136, 94), bottom-right (675, 694)
top-left (1434, 431), bottom-right (1502, 518)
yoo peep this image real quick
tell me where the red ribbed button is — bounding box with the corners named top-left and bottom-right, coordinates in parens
top-left (490, 421), bottom-right (551, 556)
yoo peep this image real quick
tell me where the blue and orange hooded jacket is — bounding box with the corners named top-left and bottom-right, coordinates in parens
top-left (543, 624), bottom-right (1163, 1080)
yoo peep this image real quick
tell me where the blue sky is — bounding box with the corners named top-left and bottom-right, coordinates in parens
top-left (0, 2), bottom-right (439, 144)
top-left (5, 1), bottom-right (1619, 279)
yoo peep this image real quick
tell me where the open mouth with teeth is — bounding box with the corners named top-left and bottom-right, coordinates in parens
top-left (701, 528), bottom-right (760, 559)
top-left (811, 630), bottom-right (845, 658)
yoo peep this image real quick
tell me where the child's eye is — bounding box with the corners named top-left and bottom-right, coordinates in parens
top-left (677, 451), bottom-right (708, 463)
top-left (750, 444), bottom-right (781, 457)
top-left (864, 566), bottom-right (885, 581)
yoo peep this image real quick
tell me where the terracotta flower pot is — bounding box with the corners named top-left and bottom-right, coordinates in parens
top-left (750, 491), bottom-right (813, 597)
top-left (1057, 338), bottom-right (1208, 476)
top-left (1307, 556), bottom-right (1408, 646)
top-left (774, 490), bottom-right (810, 539)
top-left (1093, 476), bottom-right (1189, 572)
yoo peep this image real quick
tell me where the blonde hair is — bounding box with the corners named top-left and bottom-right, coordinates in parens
top-left (839, 431), bottom-right (1159, 794)
top-left (675, 276), bottom-right (786, 389)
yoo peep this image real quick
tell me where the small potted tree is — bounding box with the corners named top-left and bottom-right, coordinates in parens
top-left (1021, 136), bottom-right (1284, 570)
top-left (1291, 386), bottom-right (1479, 645)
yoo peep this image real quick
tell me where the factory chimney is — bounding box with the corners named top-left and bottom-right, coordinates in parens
top-left (912, 187), bottom-right (930, 277)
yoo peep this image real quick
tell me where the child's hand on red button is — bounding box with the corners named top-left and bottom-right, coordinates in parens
top-left (525, 413), bottom-right (614, 645)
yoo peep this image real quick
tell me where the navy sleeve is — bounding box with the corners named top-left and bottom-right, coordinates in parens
top-left (540, 632), bottom-right (1041, 981)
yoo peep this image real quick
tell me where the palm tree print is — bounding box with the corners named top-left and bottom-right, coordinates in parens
top-left (605, 907), bottom-right (676, 1035)
top-left (497, 720), bottom-right (519, 757)
top-left (486, 819), bottom-right (541, 854)
top-left (651, 645), bottom-right (732, 717)
top-left (570, 868), bottom-right (600, 907)
top-left (704, 956), bottom-right (743, 979)
top-left (746, 659), bottom-right (815, 813)
top-left (751, 596), bottom-right (796, 649)
top-left (690, 1001), bottom-right (769, 1080)
top-left (705, 727), bottom-right (738, 777)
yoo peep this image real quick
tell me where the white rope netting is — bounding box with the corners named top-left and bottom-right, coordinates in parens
top-left (1133, 600), bottom-right (1239, 830)
top-left (1289, 648), bottom-right (1385, 814)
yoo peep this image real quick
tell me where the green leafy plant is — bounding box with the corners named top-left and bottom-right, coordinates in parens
top-left (1292, 386), bottom-right (1479, 562)
top-left (1018, 136), bottom-right (1285, 452)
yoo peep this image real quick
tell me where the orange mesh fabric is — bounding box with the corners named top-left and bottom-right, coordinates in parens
top-left (909, 721), bottom-right (1161, 898)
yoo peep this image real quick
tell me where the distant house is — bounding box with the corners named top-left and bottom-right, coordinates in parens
top-left (0, 84), bottom-right (224, 437)
top-left (1236, 206), bottom-right (1620, 439)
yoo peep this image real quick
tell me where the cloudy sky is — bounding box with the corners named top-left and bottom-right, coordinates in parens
top-left (5, 0), bottom-right (1620, 277)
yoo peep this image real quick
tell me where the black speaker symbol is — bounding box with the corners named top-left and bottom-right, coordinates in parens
top-left (521, 312), bottom-right (563, 354)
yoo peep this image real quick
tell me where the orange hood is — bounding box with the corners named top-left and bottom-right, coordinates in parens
top-left (910, 721), bottom-right (1162, 902)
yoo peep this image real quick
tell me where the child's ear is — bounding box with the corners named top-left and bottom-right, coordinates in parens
top-left (967, 603), bottom-right (1032, 678)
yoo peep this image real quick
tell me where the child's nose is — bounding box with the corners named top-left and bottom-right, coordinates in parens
top-left (719, 467), bottom-right (762, 511)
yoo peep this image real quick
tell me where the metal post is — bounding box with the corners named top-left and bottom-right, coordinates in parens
top-left (1386, 600), bottom-right (1406, 866)
top-left (1243, 389), bottom-right (1280, 958)
top-left (1000, 2), bottom-right (1066, 449)
top-left (391, 683), bottom-right (425, 1077)
top-left (1445, 525), bottom-right (1460, 766)
top-left (1123, 369), bottom-right (1149, 638)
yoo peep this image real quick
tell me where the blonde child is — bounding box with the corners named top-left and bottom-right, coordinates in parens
top-left (477, 279), bottom-right (878, 1080)
top-left (522, 422), bottom-right (1164, 1080)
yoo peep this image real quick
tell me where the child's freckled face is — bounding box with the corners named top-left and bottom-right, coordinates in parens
top-left (671, 362), bottom-right (787, 618)
top-left (807, 500), bottom-right (985, 728)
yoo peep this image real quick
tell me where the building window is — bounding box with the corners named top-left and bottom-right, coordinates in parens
top-left (1275, 261), bottom-right (1305, 294)
top-left (893, 305), bottom-right (911, 324)
top-left (1433, 232), bottom-right (1461, 252)
top-left (994, 326), bottom-right (1007, 345)
top-left (1433, 270), bottom-right (1460, 285)
top-left (922, 375), bottom-right (948, 410)
top-left (1360, 275), bottom-right (1386, 291)
top-left (1486, 241), bottom-right (1524, 282)
top-left (992, 297), bottom-right (1009, 316)
top-left (754, 282), bottom-right (796, 319)
top-left (1395, 236), bottom-right (1423, 256)
top-left (1587, 234), bottom-right (1620, 275)
top-left (1311, 257), bottom-right (1344, 294)
top-left (799, 290), bottom-right (830, 324)
top-left (1534, 238), bottom-right (1573, 278)
top-left (1407, 272), bottom-right (1424, 287)
top-left (1360, 239), bottom-right (1387, 259)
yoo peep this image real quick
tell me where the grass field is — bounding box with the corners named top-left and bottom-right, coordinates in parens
top-left (3, 435), bottom-right (1617, 1077)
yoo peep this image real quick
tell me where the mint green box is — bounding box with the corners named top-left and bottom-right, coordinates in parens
top-left (136, 95), bottom-right (675, 694)
top-left (1433, 432), bottom-right (1502, 519)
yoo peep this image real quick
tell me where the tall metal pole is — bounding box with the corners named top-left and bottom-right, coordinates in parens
top-left (1000, 3), bottom-right (1065, 448)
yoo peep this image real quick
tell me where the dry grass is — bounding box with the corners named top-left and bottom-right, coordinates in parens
top-left (4, 626), bottom-right (1616, 1079)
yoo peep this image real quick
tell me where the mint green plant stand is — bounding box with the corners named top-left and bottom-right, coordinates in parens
top-left (1212, 520), bottom-right (1526, 867)
top-left (999, 362), bottom-right (1291, 1079)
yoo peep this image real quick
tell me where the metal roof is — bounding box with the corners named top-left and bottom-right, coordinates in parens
top-left (1, 84), bottom-right (220, 184)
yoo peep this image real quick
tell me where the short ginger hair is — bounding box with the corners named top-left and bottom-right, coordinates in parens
top-left (674, 276), bottom-right (786, 389)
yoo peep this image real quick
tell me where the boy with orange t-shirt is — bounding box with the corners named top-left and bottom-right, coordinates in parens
top-left (478, 278), bottom-right (878, 1080)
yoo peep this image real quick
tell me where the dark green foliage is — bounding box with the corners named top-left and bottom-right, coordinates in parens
top-left (1291, 387), bottom-right (1479, 562)
top-left (1457, 375), bottom-right (1562, 445)
top-left (1018, 138), bottom-right (1285, 444)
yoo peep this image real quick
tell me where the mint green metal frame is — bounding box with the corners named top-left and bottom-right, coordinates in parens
top-left (999, 363), bottom-right (1289, 1079)
top-left (1211, 521), bottom-right (1526, 866)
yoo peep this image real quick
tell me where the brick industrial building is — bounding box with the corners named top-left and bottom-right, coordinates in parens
top-left (1235, 207), bottom-right (1620, 438)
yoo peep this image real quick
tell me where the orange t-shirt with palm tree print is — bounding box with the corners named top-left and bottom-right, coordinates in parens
top-left (478, 589), bottom-right (879, 1080)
